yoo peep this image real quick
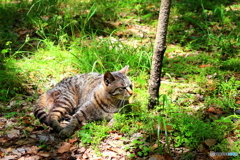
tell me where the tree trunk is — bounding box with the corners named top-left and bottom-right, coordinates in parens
top-left (148, 0), bottom-right (171, 110)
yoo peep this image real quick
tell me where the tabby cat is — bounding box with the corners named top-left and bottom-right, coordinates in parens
top-left (34, 65), bottom-right (132, 138)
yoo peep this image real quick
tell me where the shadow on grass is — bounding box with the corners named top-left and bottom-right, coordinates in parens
top-left (0, 62), bottom-right (26, 101)
top-left (0, 1), bottom-right (33, 101)
top-left (163, 52), bottom-right (240, 78)
top-left (168, 0), bottom-right (240, 57)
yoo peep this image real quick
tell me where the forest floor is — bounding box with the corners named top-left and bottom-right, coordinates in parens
top-left (0, 95), bottom-right (216, 160)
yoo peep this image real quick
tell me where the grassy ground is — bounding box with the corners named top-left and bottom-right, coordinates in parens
top-left (0, 0), bottom-right (239, 159)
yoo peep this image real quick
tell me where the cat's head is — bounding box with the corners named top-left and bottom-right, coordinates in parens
top-left (103, 65), bottom-right (133, 100)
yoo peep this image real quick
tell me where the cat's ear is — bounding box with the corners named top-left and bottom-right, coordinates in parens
top-left (104, 71), bottom-right (115, 86)
top-left (119, 65), bottom-right (129, 75)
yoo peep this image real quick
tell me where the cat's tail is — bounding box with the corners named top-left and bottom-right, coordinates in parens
top-left (34, 93), bottom-right (49, 125)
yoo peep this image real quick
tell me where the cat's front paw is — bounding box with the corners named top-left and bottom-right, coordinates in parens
top-left (59, 128), bottom-right (73, 139)
top-left (55, 126), bottom-right (63, 132)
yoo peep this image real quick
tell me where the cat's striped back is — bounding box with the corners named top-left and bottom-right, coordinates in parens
top-left (34, 66), bottom-right (133, 138)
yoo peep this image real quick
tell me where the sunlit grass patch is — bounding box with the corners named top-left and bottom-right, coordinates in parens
top-left (3, 37), bottom-right (151, 93)
top-left (4, 45), bottom-right (77, 92)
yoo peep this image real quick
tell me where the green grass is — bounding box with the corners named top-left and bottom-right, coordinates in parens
top-left (0, 0), bottom-right (240, 158)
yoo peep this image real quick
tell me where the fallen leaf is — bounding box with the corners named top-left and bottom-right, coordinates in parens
top-left (25, 127), bottom-right (34, 132)
top-left (26, 146), bottom-right (40, 154)
top-left (21, 116), bottom-right (32, 125)
top-left (69, 138), bottom-right (78, 144)
top-left (70, 146), bottom-right (78, 152)
top-left (11, 148), bottom-right (21, 156)
top-left (149, 154), bottom-right (166, 160)
top-left (57, 142), bottom-right (72, 153)
top-left (155, 123), bottom-right (174, 132)
top-left (0, 121), bottom-right (5, 128)
top-left (114, 136), bottom-right (121, 140)
top-left (198, 142), bottom-right (208, 152)
top-left (205, 138), bottom-right (217, 147)
top-left (38, 151), bottom-right (51, 157)
top-left (165, 125), bottom-right (174, 131)
top-left (82, 152), bottom-right (89, 159)
top-left (82, 148), bottom-right (93, 159)
top-left (199, 64), bottom-right (211, 68)
top-left (207, 86), bottom-right (216, 91)
top-left (2, 155), bottom-right (18, 160)
top-left (102, 149), bottom-right (118, 158)
top-left (7, 129), bottom-right (20, 138)
top-left (151, 143), bottom-right (158, 150)
top-left (210, 155), bottom-right (229, 160)
top-left (78, 146), bottom-right (87, 153)
top-left (0, 151), bottom-right (4, 158)
top-left (16, 138), bottom-right (38, 145)
top-left (207, 107), bottom-right (224, 115)
top-left (207, 79), bottom-right (213, 84)
top-left (0, 138), bottom-right (8, 143)
top-left (208, 107), bottom-right (216, 113)
top-left (17, 147), bottom-right (26, 154)
top-left (226, 137), bottom-right (234, 147)
top-left (19, 155), bottom-right (41, 160)
top-left (108, 147), bottom-right (126, 155)
top-left (6, 147), bottom-right (12, 153)
top-left (236, 100), bottom-right (240, 105)
top-left (215, 108), bottom-right (224, 115)
top-left (164, 153), bottom-right (174, 160)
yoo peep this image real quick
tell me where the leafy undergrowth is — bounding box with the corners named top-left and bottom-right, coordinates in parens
top-left (0, 0), bottom-right (240, 159)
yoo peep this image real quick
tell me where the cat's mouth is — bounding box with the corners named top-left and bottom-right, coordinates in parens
top-left (123, 95), bottom-right (131, 100)
top-left (123, 91), bottom-right (133, 100)
top-left (116, 93), bottom-right (132, 100)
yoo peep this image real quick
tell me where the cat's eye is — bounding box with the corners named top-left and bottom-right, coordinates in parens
top-left (129, 84), bottom-right (133, 89)
top-left (118, 87), bottom-right (126, 91)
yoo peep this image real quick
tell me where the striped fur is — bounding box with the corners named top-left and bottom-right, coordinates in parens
top-left (34, 65), bottom-right (132, 138)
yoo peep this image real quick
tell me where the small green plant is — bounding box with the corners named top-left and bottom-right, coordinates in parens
top-left (127, 139), bottom-right (152, 157)
top-left (157, 95), bottom-right (171, 153)
top-left (38, 140), bottom-right (47, 149)
top-left (1, 41), bottom-right (12, 57)
top-left (170, 112), bottom-right (234, 149)
top-left (5, 111), bottom-right (18, 119)
top-left (77, 121), bottom-right (110, 148)
top-left (221, 58), bottom-right (240, 72)
top-left (0, 89), bottom-right (14, 101)
top-left (77, 124), bottom-right (93, 144)
top-left (205, 77), bottom-right (240, 111)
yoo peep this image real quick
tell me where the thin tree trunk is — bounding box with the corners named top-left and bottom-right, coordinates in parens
top-left (148, 0), bottom-right (171, 110)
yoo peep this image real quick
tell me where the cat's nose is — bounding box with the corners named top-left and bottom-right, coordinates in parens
top-left (126, 87), bottom-right (133, 96)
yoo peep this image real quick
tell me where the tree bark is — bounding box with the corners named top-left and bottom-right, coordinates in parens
top-left (148, 0), bottom-right (171, 110)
